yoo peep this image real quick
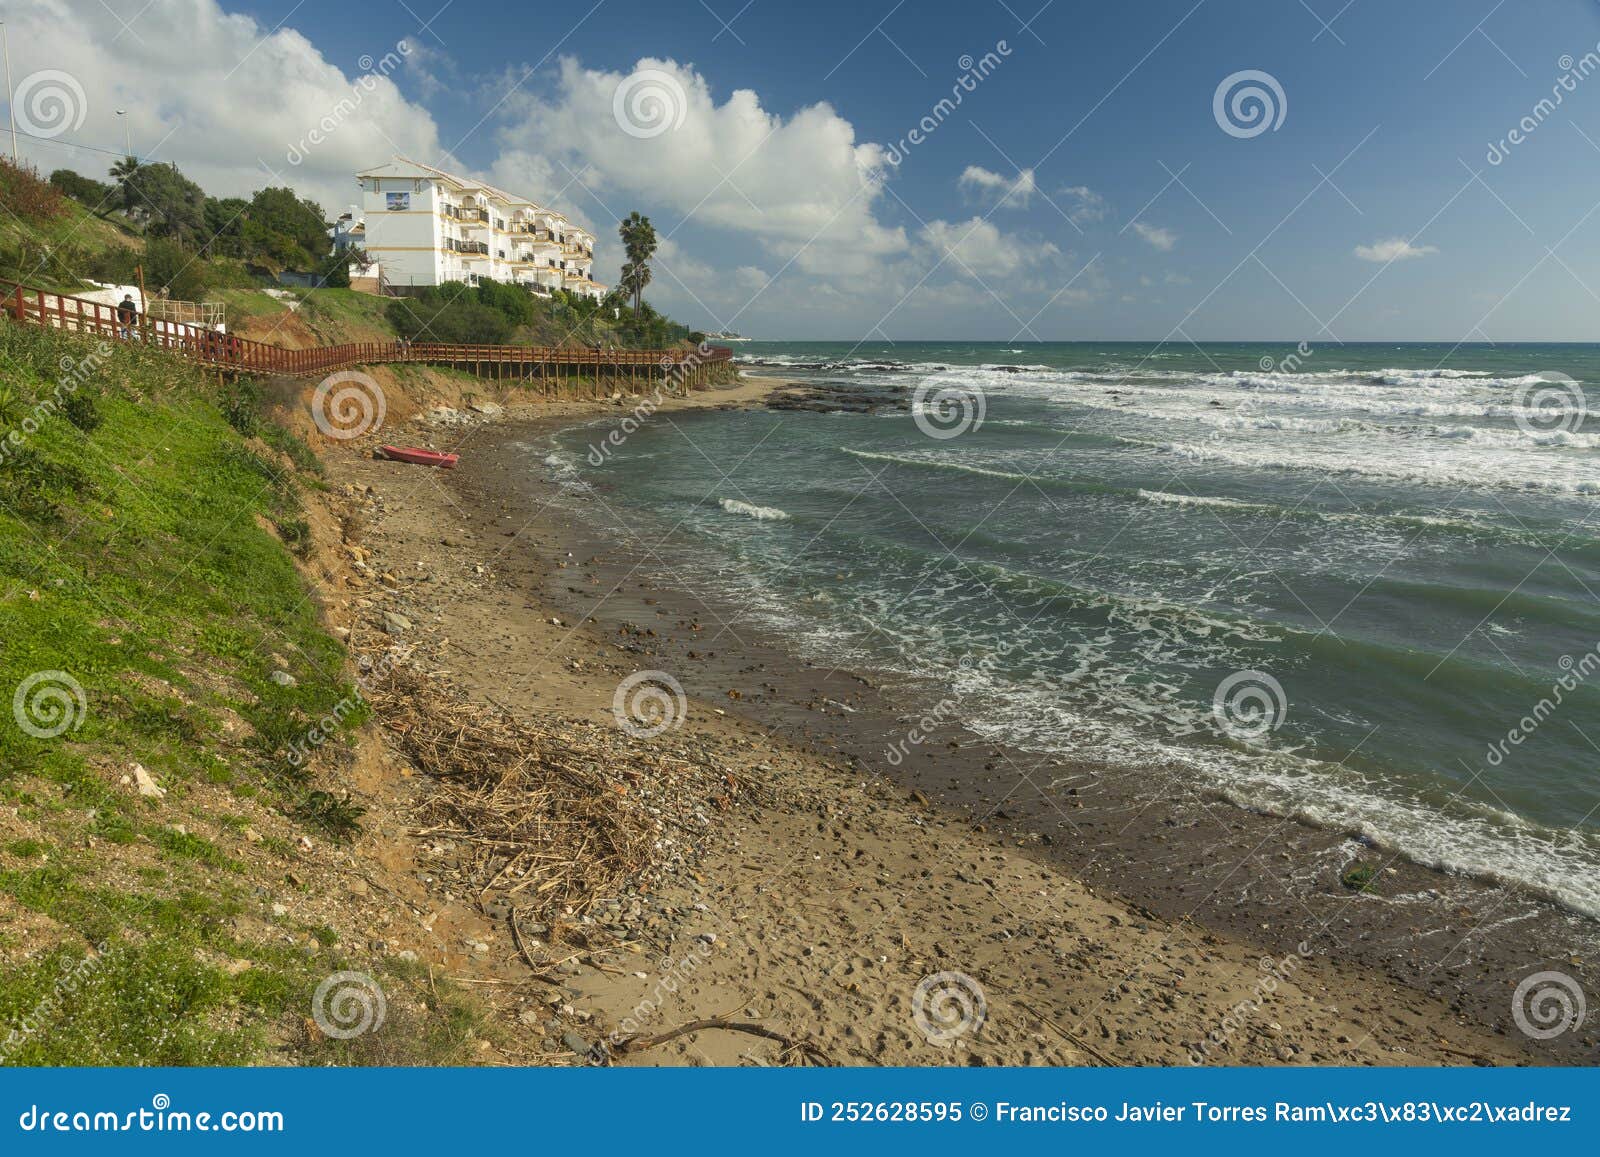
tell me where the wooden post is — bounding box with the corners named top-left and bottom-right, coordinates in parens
top-left (136, 264), bottom-right (149, 345)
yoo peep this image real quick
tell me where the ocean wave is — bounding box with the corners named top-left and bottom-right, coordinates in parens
top-left (1149, 437), bottom-right (1600, 494)
top-left (718, 497), bottom-right (791, 521)
top-left (843, 447), bottom-right (1039, 484)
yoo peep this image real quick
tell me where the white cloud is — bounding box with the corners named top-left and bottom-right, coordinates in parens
top-left (6, 0), bottom-right (448, 215)
top-left (1058, 184), bottom-right (1108, 224)
top-left (1131, 221), bottom-right (1177, 251)
top-left (1354, 237), bottom-right (1438, 262)
top-left (958, 165), bottom-right (1036, 208)
top-left (918, 217), bottom-right (1060, 280)
top-left (489, 57), bottom-right (908, 279)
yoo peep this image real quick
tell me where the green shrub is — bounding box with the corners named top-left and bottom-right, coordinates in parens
top-left (62, 390), bottom-right (102, 433)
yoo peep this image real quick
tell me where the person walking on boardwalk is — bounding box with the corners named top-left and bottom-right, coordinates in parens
top-left (116, 294), bottom-right (138, 340)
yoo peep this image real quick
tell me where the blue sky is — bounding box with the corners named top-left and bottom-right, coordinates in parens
top-left (10, 0), bottom-right (1600, 339)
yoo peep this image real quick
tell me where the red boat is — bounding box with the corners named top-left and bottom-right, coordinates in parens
top-left (377, 445), bottom-right (459, 469)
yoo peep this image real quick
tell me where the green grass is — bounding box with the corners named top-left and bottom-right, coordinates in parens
top-left (0, 193), bottom-right (140, 292)
top-left (295, 287), bottom-right (400, 342)
top-left (0, 319), bottom-right (409, 1065)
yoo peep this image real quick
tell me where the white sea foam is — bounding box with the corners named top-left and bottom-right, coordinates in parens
top-left (718, 497), bottom-right (791, 521)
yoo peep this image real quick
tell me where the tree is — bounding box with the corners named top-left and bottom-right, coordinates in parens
top-left (247, 186), bottom-right (330, 266)
top-left (49, 169), bottom-right (113, 208)
top-left (108, 156), bottom-right (142, 212)
top-left (112, 161), bottom-right (206, 245)
top-left (617, 211), bottom-right (657, 316)
top-left (202, 196), bottom-right (250, 257)
top-left (143, 237), bottom-right (209, 302)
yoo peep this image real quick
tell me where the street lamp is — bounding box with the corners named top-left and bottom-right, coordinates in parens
top-left (115, 108), bottom-right (131, 159)
top-left (2, 22), bottom-right (17, 162)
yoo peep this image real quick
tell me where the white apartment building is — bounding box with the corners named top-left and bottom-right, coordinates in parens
top-left (354, 157), bottom-right (607, 300)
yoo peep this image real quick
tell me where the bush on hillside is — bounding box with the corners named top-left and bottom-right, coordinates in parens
top-left (79, 236), bottom-right (208, 303)
top-left (385, 289), bottom-right (511, 344)
top-left (49, 169), bottom-right (114, 209)
top-left (0, 159), bottom-right (67, 223)
top-left (384, 282), bottom-right (526, 344)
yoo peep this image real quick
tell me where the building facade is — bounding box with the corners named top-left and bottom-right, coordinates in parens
top-left (354, 157), bottom-right (607, 300)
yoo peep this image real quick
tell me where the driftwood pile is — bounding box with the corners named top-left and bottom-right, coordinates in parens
top-left (367, 664), bottom-right (775, 926)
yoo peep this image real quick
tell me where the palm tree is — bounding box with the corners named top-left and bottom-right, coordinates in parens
top-left (618, 260), bottom-right (653, 320)
top-left (109, 156), bottom-right (142, 213)
top-left (617, 211), bottom-right (657, 316)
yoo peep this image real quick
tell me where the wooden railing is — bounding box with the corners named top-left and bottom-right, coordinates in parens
top-left (1, 280), bottom-right (733, 381)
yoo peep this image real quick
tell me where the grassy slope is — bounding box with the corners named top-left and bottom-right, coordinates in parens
top-left (0, 196), bottom-right (142, 294)
top-left (0, 321), bottom-right (477, 1064)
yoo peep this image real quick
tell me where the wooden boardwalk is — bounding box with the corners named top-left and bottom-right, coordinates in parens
top-left (2, 281), bottom-right (732, 388)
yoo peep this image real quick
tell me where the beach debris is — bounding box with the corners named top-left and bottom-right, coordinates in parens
top-left (365, 664), bottom-right (782, 927)
top-left (1340, 861), bottom-right (1379, 892)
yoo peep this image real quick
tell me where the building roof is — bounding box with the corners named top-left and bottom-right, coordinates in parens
top-left (357, 156), bottom-right (545, 213)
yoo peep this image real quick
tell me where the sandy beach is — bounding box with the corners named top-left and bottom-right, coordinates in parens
top-left (290, 370), bottom-right (1576, 1068)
